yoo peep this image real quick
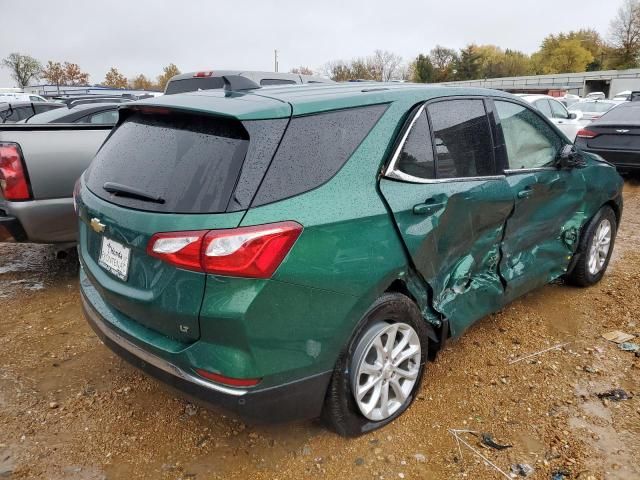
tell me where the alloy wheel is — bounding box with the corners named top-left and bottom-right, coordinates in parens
top-left (588, 218), bottom-right (612, 275)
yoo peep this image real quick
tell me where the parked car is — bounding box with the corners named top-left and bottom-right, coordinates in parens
top-left (612, 90), bottom-right (632, 102)
top-left (164, 70), bottom-right (332, 94)
top-left (575, 100), bottom-right (640, 173)
top-left (21, 103), bottom-right (120, 124)
top-left (585, 92), bottom-right (606, 100)
top-left (568, 100), bottom-right (618, 125)
top-left (0, 119), bottom-right (115, 244)
top-left (519, 94), bottom-right (582, 140)
top-left (0, 93), bottom-right (48, 103)
top-left (75, 80), bottom-right (622, 436)
top-left (558, 93), bottom-right (580, 107)
top-left (0, 101), bottom-right (64, 123)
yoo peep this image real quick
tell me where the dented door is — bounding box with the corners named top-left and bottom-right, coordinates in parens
top-left (492, 99), bottom-right (587, 302)
top-left (380, 179), bottom-right (514, 335)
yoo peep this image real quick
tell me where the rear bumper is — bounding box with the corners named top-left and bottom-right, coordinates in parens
top-left (582, 148), bottom-right (640, 171)
top-left (80, 287), bottom-right (332, 424)
top-left (0, 213), bottom-right (27, 242)
top-left (1, 197), bottom-right (76, 243)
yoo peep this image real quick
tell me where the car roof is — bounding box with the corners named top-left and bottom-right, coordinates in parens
top-left (129, 82), bottom-right (517, 120)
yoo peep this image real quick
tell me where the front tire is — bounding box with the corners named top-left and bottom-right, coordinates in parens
top-left (566, 205), bottom-right (617, 287)
top-left (322, 293), bottom-right (428, 437)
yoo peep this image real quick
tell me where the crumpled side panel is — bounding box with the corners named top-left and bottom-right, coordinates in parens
top-left (379, 178), bottom-right (513, 337)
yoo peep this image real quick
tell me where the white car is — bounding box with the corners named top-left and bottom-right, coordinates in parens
top-left (585, 92), bottom-right (606, 100)
top-left (568, 100), bottom-right (618, 126)
top-left (518, 94), bottom-right (582, 141)
top-left (612, 91), bottom-right (631, 102)
top-left (0, 93), bottom-right (48, 103)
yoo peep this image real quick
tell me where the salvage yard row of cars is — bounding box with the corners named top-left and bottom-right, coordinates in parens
top-left (0, 71), bottom-right (631, 435)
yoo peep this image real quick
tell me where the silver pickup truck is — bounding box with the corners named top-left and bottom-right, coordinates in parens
top-left (0, 124), bottom-right (111, 246)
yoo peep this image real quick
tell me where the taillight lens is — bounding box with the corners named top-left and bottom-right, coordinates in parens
top-left (576, 129), bottom-right (599, 139)
top-left (146, 221), bottom-right (302, 278)
top-left (0, 142), bottom-right (30, 201)
top-left (194, 71), bottom-right (214, 78)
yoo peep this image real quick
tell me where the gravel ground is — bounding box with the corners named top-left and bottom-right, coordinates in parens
top-left (1, 182), bottom-right (639, 480)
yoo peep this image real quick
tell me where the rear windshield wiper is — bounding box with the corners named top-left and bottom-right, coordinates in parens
top-left (103, 182), bottom-right (165, 204)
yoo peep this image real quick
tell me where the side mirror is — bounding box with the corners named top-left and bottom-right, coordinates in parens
top-left (569, 112), bottom-right (578, 120)
top-left (557, 145), bottom-right (586, 169)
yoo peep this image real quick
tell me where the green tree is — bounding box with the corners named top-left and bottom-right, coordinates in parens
top-left (1, 53), bottom-right (42, 88)
top-left (455, 44), bottom-right (482, 80)
top-left (156, 63), bottom-right (181, 91)
top-left (412, 54), bottom-right (435, 83)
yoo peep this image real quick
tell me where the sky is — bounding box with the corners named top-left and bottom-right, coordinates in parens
top-left (0, 0), bottom-right (620, 87)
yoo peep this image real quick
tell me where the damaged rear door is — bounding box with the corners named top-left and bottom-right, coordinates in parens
top-left (380, 98), bottom-right (514, 336)
top-left (491, 100), bottom-right (587, 302)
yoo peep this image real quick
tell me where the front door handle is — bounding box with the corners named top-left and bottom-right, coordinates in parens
top-left (517, 187), bottom-right (534, 199)
top-left (413, 199), bottom-right (445, 215)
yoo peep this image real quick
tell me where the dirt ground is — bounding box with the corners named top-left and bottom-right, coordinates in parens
top-left (1, 184), bottom-right (640, 480)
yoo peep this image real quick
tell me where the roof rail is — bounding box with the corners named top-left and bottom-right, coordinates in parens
top-left (222, 75), bottom-right (261, 92)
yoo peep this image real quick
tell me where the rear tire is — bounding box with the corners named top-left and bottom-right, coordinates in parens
top-left (566, 206), bottom-right (617, 287)
top-left (322, 293), bottom-right (428, 437)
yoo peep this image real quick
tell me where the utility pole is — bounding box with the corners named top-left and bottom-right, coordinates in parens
top-left (274, 49), bottom-right (279, 73)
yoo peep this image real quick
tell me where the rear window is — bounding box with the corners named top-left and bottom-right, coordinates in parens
top-left (86, 111), bottom-right (250, 213)
top-left (165, 77), bottom-right (225, 94)
top-left (570, 102), bottom-right (615, 113)
top-left (252, 104), bottom-right (387, 207)
top-left (600, 104), bottom-right (640, 122)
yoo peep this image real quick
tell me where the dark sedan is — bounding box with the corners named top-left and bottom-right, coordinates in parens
top-left (21, 103), bottom-right (120, 124)
top-left (575, 101), bottom-right (640, 172)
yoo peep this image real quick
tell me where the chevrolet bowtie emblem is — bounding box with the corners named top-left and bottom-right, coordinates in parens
top-left (90, 217), bottom-right (106, 233)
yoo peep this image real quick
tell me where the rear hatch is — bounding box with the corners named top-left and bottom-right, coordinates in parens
top-left (80, 101), bottom-right (290, 343)
top-left (583, 124), bottom-right (640, 150)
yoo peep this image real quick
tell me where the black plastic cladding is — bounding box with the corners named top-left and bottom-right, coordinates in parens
top-left (251, 104), bottom-right (388, 207)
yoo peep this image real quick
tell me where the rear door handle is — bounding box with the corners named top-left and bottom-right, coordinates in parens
top-left (517, 187), bottom-right (533, 199)
top-left (413, 199), bottom-right (445, 215)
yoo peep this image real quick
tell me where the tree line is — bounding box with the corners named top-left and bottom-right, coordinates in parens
top-left (316, 0), bottom-right (640, 82)
top-left (0, 54), bottom-right (179, 91)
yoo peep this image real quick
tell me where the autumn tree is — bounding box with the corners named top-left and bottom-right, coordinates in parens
top-left (1, 53), bottom-right (42, 88)
top-left (290, 66), bottom-right (314, 75)
top-left (531, 35), bottom-right (594, 74)
top-left (103, 67), bottom-right (128, 89)
top-left (369, 50), bottom-right (403, 81)
top-left (62, 62), bottom-right (89, 85)
top-left (609, 0), bottom-right (640, 68)
top-left (42, 61), bottom-right (66, 93)
top-left (429, 46), bottom-right (458, 82)
top-left (130, 74), bottom-right (155, 90)
top-left (156, 63), bottom-right (180, 91)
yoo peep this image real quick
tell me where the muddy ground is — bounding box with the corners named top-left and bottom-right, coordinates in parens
top-left (1, 184), bottom-right (640, 480)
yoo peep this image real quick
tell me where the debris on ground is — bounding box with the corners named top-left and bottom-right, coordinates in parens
top-left (478, 432), bottom-right (512, 451)
top-left (618, 342), bottom-right (640, 353)
top-left (602, 330), bottom-right (635, 344)
top-left (551, 470), bottom-right (570, 480)
top-left (596, 388), bottom-right (633, 402)
top-left (510, 463), bottom-right (534, 477)
top-left (508, 342), bottom-right (569, 364)
top-left (448, 429), bottom-right (512, 479)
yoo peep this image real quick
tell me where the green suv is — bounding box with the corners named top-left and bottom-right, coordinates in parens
top-left (77, 80), bottom-right (623, 436)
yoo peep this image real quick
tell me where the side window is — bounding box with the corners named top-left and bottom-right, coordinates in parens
top-left (253, 104), bottom-right (387, 206)
top-left (427, 99), bottom-right (495, 179)
top-left (550, 100), bottom-right (569, 119)
top-left (80, 110), bottom-right (119, 124)
top-left (534, 99), bottom-right (552, 117)
top-left (396, 110), bottom-right (435, 179)
top-left (29, 96), bottom-right (41, 102)
top-left (260, 79), bottom-right (298, 86)
top-left (495, 101), bottom-right (563, 170)
top-left (17, 107), bottom-right (34, 121)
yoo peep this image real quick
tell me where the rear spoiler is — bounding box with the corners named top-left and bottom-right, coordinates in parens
top-left (221, 75), bottom-right (260, 92)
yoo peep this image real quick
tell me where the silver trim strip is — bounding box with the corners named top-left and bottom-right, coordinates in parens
top-left (384, 104), bottom-right (426, 177)
top-left (81, 294), bottom-right (248, 397)
top-left (504, 167), bottom-right (557, 174)
top-left (387, 169), bottom-right (506, 184)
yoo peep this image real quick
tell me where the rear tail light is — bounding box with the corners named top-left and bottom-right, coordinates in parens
top-left (576, 129), bottom-right (599, 139)
top-left (147, 221), bottom-right (302, 278)
top-left (195, 369), bottom-right (261, 388)
top-left (0, 142), bottom-right (31, 201)
top-left (193, 71), bottom-right (214, 78)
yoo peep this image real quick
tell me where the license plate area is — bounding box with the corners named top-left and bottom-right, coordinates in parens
top-left (98, 237), bottom-right (131, 281)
